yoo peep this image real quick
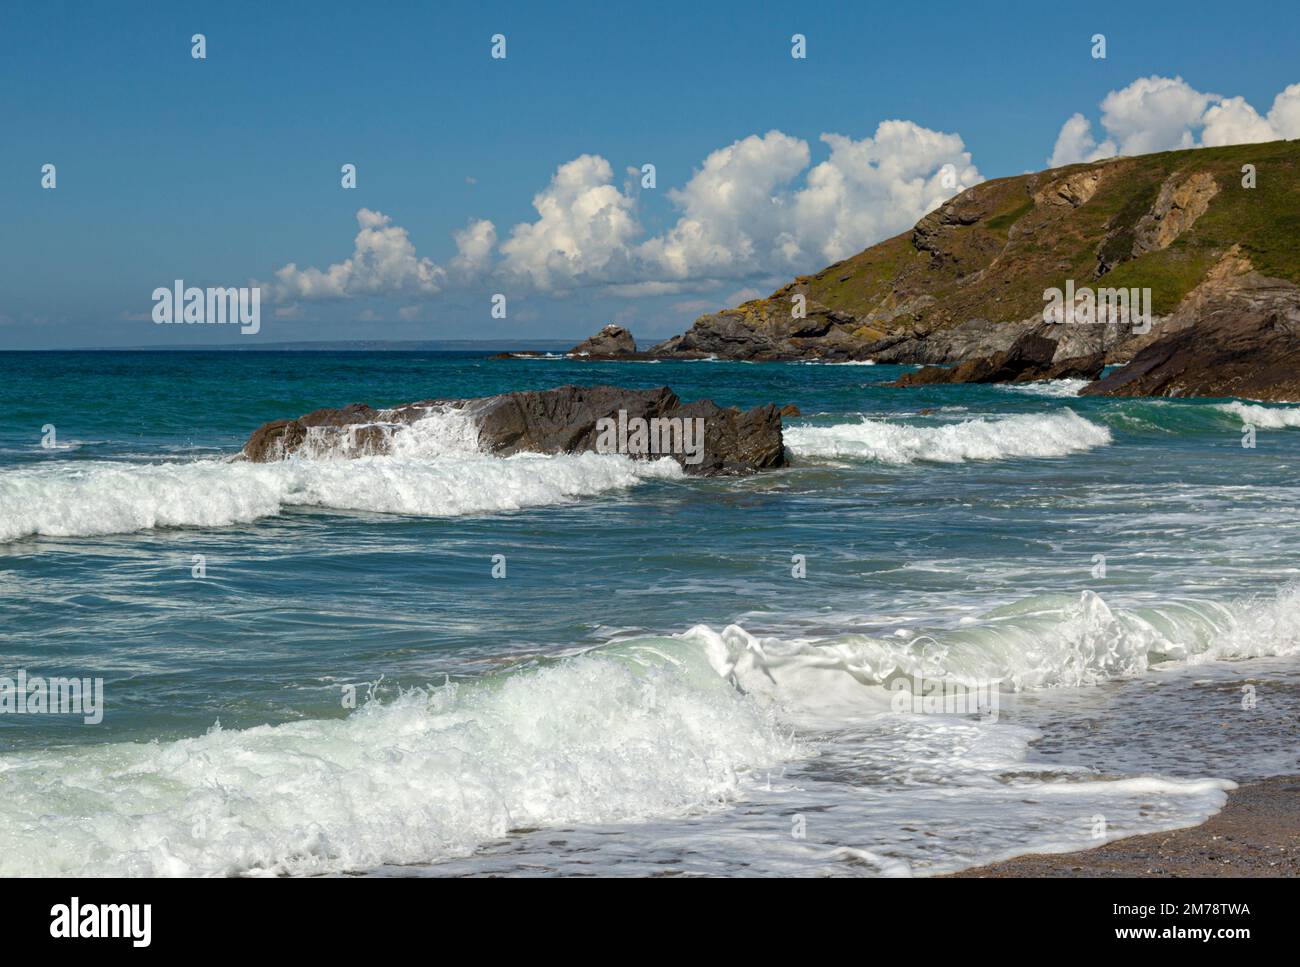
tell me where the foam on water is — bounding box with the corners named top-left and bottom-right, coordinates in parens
top-left (687, 584), bottom-right (1300, 696)
top-left (797, 359), bottom-right (877, 366)
top-left (0, 411), bottom-right (683, 542)
top-left (784, 409), bottom-right (1111, 464)
top-left (0, 639), bottom-right (800, 876)
top-left (997, 378), bottom-right (1090, 397)
top-left (2, 582), bottom-right (1276, 877)
top-left (1218, 401), bottom-right (1300, 429)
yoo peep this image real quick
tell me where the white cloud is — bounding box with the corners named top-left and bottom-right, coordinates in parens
top-left (272, 209), bottom-right (445, 300)
top-left (1049, 112), bottom-right (1116, 167)
top-left (603, 281), bottom-right (702, 297)
top-left (450, 218), bottom-right (497, 278)
top-left (268, 123), bottom-right (983, 303)
top-left (638, 123), bottom-right (980, 281)
top-left (498, 154), bottom-right (641, 291)
top-left (724, 286), bottom-right (765, 304)
top-left (1097, 76), bottom-right (1211, 156)
top-left (1049, 75), bottom-right (1300, 165)
top-left (638, 131), bottom-right (811, 280)
top-left (787, 122), bottom-right (981, 265)
top-left (1266, 83), bottom-right (1300, 139)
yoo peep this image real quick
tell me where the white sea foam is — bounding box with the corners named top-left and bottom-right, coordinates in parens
top-left (689, 584), bottom-right (1300, 696)
top-left (1218, 401), bottom-right (1300, 429)
top-left (797, 359), bottom-right (877, 366)
top-left (784, 410), bottom-right (1110, 464)
top-left (997, 378), bottom-right (1089, 397)
top-left (0, 639), bottom-right (799, 876)
top-left (0, 410), bottom-right (682, 542)
top-left (1, 583), bottom-right (1275, 877)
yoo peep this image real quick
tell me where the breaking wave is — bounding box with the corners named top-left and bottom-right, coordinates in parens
top-left (0, 637), bottom-right (799, 876)
top-left (696, 584), bottom-right (1300, 696)
top-left (1218, 401), bottom-right (1300, 429)
top-left (0, 410), bottom-right (683, 542)
top-left (784, 410), bottom-right (1111, 464)
top-left (1, 581), bottom-right (1284, 876)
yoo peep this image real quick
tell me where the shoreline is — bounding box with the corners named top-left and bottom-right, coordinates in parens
top-left (946, 776), bottom-right (1300, 877)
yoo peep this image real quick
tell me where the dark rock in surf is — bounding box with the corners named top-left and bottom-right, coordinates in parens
top-left (569, 324), bottom-right (637, 357)
top-left (1081, 250), bottom-right (1300, 401)
top-left (889, 330), bottom-right (1104, 387)
top-left (239, 384), bottom-right (788, 476)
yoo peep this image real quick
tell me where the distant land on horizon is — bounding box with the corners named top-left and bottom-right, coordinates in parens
top-left (25, 338), bottom-right (592, 353)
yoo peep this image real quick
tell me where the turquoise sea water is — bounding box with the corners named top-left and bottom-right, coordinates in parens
top-left (2, 351), bottom-right (1298, 876)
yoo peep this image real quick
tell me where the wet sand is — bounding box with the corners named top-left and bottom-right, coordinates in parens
top-left (947, 776), bottom-right (1300, 877)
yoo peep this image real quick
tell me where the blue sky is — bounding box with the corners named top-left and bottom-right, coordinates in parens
top-left (3, 0), bottom-right (1299, 349)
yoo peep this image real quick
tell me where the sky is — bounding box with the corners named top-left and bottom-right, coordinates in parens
top-left (2, 0), bottom-right (1299, 349)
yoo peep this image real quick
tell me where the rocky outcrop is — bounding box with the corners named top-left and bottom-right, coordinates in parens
top-left (570, 324), bottom-right (636, 357)
top-left (647, 297), bottom-right (871, 361)
top-left (489, 144), bottom-right (1297, 379)
top-left (1132, 171), bottom-right (1219, 256)
top-left (622, 141), bottom-right (1299, 369)
top-left (240, 385), bottom-right (788, 475)
top-left (241, 402), bottom-right (420, 462)
top-left (1033, 167), bottom-right (1108, 209)
top-left (1081, 251), bottom-right (1300, 401)
top-left (890, 331), bottom-right (1104, 387)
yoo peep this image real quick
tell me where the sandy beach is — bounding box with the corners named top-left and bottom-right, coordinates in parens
top-left (948, 776), bottom-right (1300, 877)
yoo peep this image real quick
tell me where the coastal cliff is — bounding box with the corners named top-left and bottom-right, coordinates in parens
top-left (561, 140), bottom-right (1300, 398)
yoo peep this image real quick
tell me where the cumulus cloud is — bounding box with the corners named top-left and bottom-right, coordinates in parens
top-left (269, 123), bottom-right (982, 303)
top-left (787, 122), bottom-right (981, 265)
top-left (1050, 76), bottom-right (1300, 166)
top-left (450, 218), bottom-right (497, 278)
top-left (1048, 112), bottom-right (1117, 167)
top-left (1266, 83), bottom-right (1300, 139)
top-left (498, 154), bottom-right (641, 291)
top-left (637, 131), bottom-right (811, 280)
top-left (638, 124), bottom-right (979, 281)
top-left (272, 209), bottom-right (445, 300)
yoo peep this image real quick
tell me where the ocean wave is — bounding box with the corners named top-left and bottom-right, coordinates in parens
top-left (689, 584), bottom-right (1300, 696)
top-left (783, 410), bottom-right (1110, 464)
top-left (997, 379), bottom-right (1089, 398)
top-left (1218, 401), bottom-right (1300, 429)
top-left (797, 359), bottom-right (877, 366)
top-left (0, 638), bottom-right (799, 876)
top-left (0, 410), bottom-right (683, 542)
top-left (2, 581), bottom-right (1282, 876)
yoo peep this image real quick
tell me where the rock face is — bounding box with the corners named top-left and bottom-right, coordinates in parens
top-left (647, 298), bottom-right (871, 362)
top-left (1082, 251), bottom-right (1300, 401)
top-left (1131, 171), bottom-right (1219, 256)
top-left (890, 330), bottom-right (1104, 387)
top-left (1033, 168), bottom-right (1108, 209)
top-left (620, 140), bottom-right (1300, 374)
top-left (241, 402), bottom-right (424, 462)
top-left (569, 324), bottom-right (636, 357)
top-left (240, 385), bottom-right (788, 475)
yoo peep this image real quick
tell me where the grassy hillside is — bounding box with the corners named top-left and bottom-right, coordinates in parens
top-left (752, 139), bottom-right (1300, 336)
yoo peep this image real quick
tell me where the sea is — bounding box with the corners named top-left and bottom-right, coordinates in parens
top-left (1, 349), bottom-right (1298, 876)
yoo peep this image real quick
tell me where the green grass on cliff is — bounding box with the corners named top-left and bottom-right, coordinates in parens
top-left (789, 139), bottom-right (1300, 334)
